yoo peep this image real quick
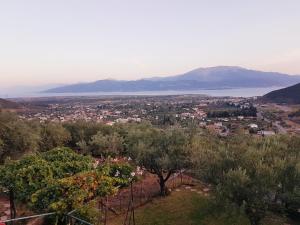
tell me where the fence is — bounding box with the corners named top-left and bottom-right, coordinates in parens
top-left (1, 212), bottom-right (55, 225)
top-left (66, 211), bottom-right (94, 225)
top-left (1, 212), bottom-right (93, 225)
top-left (97, 172), bottom-right (194, 223)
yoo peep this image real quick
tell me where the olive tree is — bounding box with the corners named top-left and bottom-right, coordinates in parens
top-left (39, 122), bottom-right (71, 151)
top-left (89, 131), bottom-right (124, 157)
top-left (128, 127), bottom-right (190, 196)
top-left (0, 112), bottom-right (40, 162)
top-left (191, 134), bottom-right (300, 225)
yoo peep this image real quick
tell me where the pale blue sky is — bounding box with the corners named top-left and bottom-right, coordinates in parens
top-left (1, 0), bottom-right (300, 87)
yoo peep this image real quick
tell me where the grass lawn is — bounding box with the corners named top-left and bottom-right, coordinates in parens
top-left (109, 185), bottom-right (297, 225)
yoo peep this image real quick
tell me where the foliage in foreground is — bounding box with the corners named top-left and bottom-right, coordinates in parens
top-left (0, 147), bottom-right (134, 224)
top-left (31, 170), bottom-right (117, 213)
top-left (191, 134), bottom-right (300, 225)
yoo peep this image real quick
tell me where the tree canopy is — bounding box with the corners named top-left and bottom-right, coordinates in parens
top-left (191, 134), bottom-right (300, 225)
top-left (128, 126), bottom-right (190, 195)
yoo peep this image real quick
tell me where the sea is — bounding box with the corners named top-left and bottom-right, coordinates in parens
top-left (1, 87), bottom-right (283, 99)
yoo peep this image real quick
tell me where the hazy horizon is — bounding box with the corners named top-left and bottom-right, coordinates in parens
top-left (1, 0), bottom-right (300, 87)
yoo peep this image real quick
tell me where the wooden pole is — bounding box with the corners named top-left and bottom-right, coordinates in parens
top-left (104, 197), bottom-right (108, 225)
top-left (130, 181), bottom-right (136, 225)
top-left (180, 171), bottom-right (183, 184)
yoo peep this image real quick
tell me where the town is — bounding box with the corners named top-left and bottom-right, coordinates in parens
top-left (14, 95), bottom-right (300, 137)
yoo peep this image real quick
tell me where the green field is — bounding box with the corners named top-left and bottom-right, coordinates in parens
top-left (109, 185), bottom-right (296, 225)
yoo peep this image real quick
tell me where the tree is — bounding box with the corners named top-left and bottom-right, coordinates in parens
top-left (0, 147), bottom-right (93, 218)
top-left (63, 120), bottom-right (110, 148)
top-left (0, 138), bottom-right (4, 159)
top-left (0, 147), bottom-right (134, 223)
top-left (90, 131), bottom-right (124, 157)
top-left (0, 112), bottom-right (40, 162)
top-left (76, 139), bottom-right (89, 154)
top-left (39, 122), bottom-right (70, 151)
top-left (40, 147), bottom-right (94, 178)
top-left (217, 168), bottom-right (270, 225)
top-left (98, 161), bottom-right (135, 188)
top-left (4, 156), bottom-right (53, 201)
top-left (31, 161), bottom-right (134, 224)
top-left (0, 155), bottom-right (53, 218)
top-left (191, 133), bottom-right (300, 225)
top-left (129, 127), bottom-right (189, 195)
top-left (31, 171), bottom-right (117, 212)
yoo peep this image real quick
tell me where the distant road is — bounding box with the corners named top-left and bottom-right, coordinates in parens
top-left (257, 111), bottom-right (270, 123)
top-left (257, 111), bottom-right (287, 134)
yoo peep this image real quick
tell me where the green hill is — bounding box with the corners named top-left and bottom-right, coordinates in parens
top-left (263, 83), bottom-right (300, 104)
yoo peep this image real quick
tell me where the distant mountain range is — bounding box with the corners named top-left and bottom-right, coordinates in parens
top-left (44, 66), bottom-right (300, 93)
top-left (263, 83), bottom-right (300, 104)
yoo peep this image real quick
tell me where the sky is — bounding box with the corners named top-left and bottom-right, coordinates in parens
top-left (0, 0), bottom-right (300, 88)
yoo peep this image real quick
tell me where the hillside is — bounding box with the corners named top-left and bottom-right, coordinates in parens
top-left (0, 98), bottom-right (21, 109)
top-left (44, 66), bottom-right (300, 93)
top-left (263, 83), bottom-right (300, 104)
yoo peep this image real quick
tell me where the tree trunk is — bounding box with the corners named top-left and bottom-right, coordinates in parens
top-left (9, 189), bottom-right (16, 219)
top-left (249, 217), bottom-right (260, 225)
top-left (159, 176), bottom-right (166, 196)
top-left (246, 209), bottom-right (263, 225)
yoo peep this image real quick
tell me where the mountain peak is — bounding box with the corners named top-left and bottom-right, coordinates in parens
top-left (189, 66), bottom-right (244, 72)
